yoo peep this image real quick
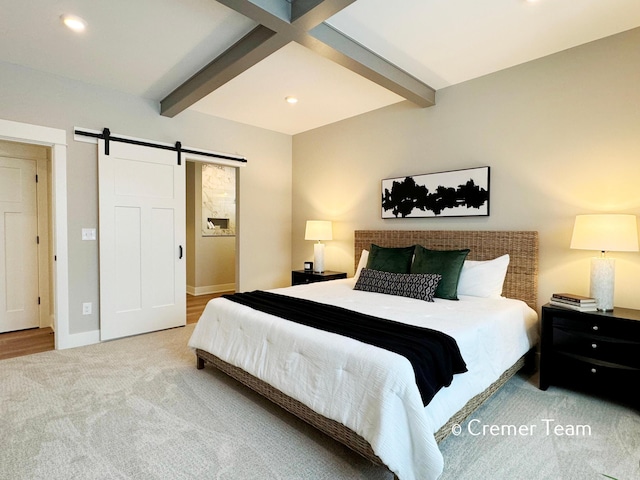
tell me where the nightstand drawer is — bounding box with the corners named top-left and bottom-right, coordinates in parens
top-left (293, 273), bottom-right (315, 284)
top-left (551, 313), bottom-right (638, 338)
top-left (552, 353), bottom-right (640, 391)
top-left (553, 326), bottom-right (640, 367)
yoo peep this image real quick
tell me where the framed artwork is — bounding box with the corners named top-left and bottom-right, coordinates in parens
top-left (381, 166), bottom-right (490, 218)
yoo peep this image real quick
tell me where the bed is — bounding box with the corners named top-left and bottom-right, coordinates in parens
top-left (188, 230), bottom-right (539, 480)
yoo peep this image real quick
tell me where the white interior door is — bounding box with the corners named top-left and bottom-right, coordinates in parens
top-left (0, 157), bottom-right (39, 333)
top-left (99, 139), bottom-right (186, 341)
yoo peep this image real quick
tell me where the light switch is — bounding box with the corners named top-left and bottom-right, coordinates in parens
top-left (82, 228), bottom-right (96, 240)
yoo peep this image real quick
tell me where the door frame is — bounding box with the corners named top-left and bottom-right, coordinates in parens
top-left (36, 156), bottom-right (51, 328)
top-left (182, 154), bottom-right (243, 296)
top-left (0, 118), bottom-right (69, 349)
top-left (186, 160), bottom-right (239, 296)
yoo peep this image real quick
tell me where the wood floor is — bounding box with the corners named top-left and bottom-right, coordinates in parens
top-left (0, 326), bottom-right (55, 361)
top-left (186, 292), bottom-right (226, 324)
top-left (0, 292), bottom-right (228, 362)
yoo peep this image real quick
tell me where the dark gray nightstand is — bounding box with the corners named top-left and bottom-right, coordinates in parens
top-left (539, 303), bottom-right (640, 404)
top-left (291, 270), bottom-right (347, 286)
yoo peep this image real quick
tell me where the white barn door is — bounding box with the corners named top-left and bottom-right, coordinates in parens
top-left (0, 157), bottom-right (39, 333)
top-left (99, 139), bottom-right (186, 341)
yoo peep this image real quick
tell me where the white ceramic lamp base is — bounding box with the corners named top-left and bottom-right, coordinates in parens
top-left (590, 257), bottom-right (615, 311)
top-left (313, 242), bottom-right (325, 273)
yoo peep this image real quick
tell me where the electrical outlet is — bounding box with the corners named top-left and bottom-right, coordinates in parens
top-left (82, 228), bottom-right (96, 241)
top-left (82, 302), bottom-right (92, 315)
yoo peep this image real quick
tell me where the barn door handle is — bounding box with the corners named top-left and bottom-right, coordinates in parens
top-left (179, 245), bottom-right (183, 259)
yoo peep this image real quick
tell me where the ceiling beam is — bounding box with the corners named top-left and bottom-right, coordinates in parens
top-left (160, 0), bottom-right (435, 117)
top-left (216, 0), bottom-right (291, 32)
top-left (290, 0), bottom-right (357, 30)
top-left (161, 25), bottom-right (287, 118)
top-left (305, 23), bottom-right (435, 107)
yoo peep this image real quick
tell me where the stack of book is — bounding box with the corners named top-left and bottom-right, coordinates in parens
top-left (550, 293), bottom-right (598, 312)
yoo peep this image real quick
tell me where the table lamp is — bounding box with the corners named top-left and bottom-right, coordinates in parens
top-left (305, 220), bottom-right (332, 273)
top-left (570, 214), bottom-right (639, 311)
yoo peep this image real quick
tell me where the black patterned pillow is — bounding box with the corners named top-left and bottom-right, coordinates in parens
top-left (354, 268), bottom-right (442, 302)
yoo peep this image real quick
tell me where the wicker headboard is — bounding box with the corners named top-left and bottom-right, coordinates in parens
top-left (354, 230), bottom-right (539, 310)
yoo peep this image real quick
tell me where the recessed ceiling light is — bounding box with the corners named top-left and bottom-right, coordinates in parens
top-left (285, 96), bottom-right (298, 104)
top-left (60, 14), bottom-right (87, 32)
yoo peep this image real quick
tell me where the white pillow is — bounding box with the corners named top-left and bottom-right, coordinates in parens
top-left (354, 249), bottom-right (369, 282)
top-left (457, 254), bottom-right (510, 298)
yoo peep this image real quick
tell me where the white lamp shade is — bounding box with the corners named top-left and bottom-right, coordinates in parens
top-left (570, 214), bottom-right (639, 252)
top-left (305, 220), bottom-right (333, 241)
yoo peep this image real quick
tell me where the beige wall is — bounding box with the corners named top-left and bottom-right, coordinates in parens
top-left (292, 28), bottom-right (640, 311)
top-left (0, 61), bottom-right (292, 337)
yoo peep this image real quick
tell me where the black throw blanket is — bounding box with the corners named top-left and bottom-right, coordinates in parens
top-left (223, 290), bottom-right (467, 406)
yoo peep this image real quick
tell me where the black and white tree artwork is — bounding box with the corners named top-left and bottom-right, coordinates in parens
top-left (381, 167), bottom-right (490, 218)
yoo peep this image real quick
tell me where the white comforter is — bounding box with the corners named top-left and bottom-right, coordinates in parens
top-left (188, 278), bottom-right (538, 480)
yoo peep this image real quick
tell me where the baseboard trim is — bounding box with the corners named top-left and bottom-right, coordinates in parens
top-left (57, 329), bottom-right (100, 350)
top-left (187, 283), bottom-right (235, 296)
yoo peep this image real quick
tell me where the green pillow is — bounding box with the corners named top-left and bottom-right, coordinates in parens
top-left (366, 244), bottom-right (415, 273)
top-left (410, 246), bottom-right (470, 300)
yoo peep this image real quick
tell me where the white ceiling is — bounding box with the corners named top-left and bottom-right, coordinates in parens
top-left (2, 0), bottom-right (640, 135)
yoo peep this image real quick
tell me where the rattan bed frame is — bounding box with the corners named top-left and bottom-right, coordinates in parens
top-left (195, 230), bottom-right (539, 478)
top-left (354, 230), bottom-right (538, 311)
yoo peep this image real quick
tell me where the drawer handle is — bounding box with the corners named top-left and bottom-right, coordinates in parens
top-left (592, 325), bottom-right (599, 331)
top-left (591, 343), bottom-right (598, 349)
top-left (590, 368), bottom-right (597, 374)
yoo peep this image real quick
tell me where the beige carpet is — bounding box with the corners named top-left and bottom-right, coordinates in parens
top-left (1, 324), bottom-right (638, 480)
top-left (0, 325), bottom-right (390, 480)
top-left (438, 372), bottom-right (640, 480)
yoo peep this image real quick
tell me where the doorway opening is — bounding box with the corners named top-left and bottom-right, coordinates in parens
top-left (0, 119), bottom-right (68, 350)
top-left (185, 161), bottom-right (237, 309)
top-left (0, 139), bottom-right (55, 355)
